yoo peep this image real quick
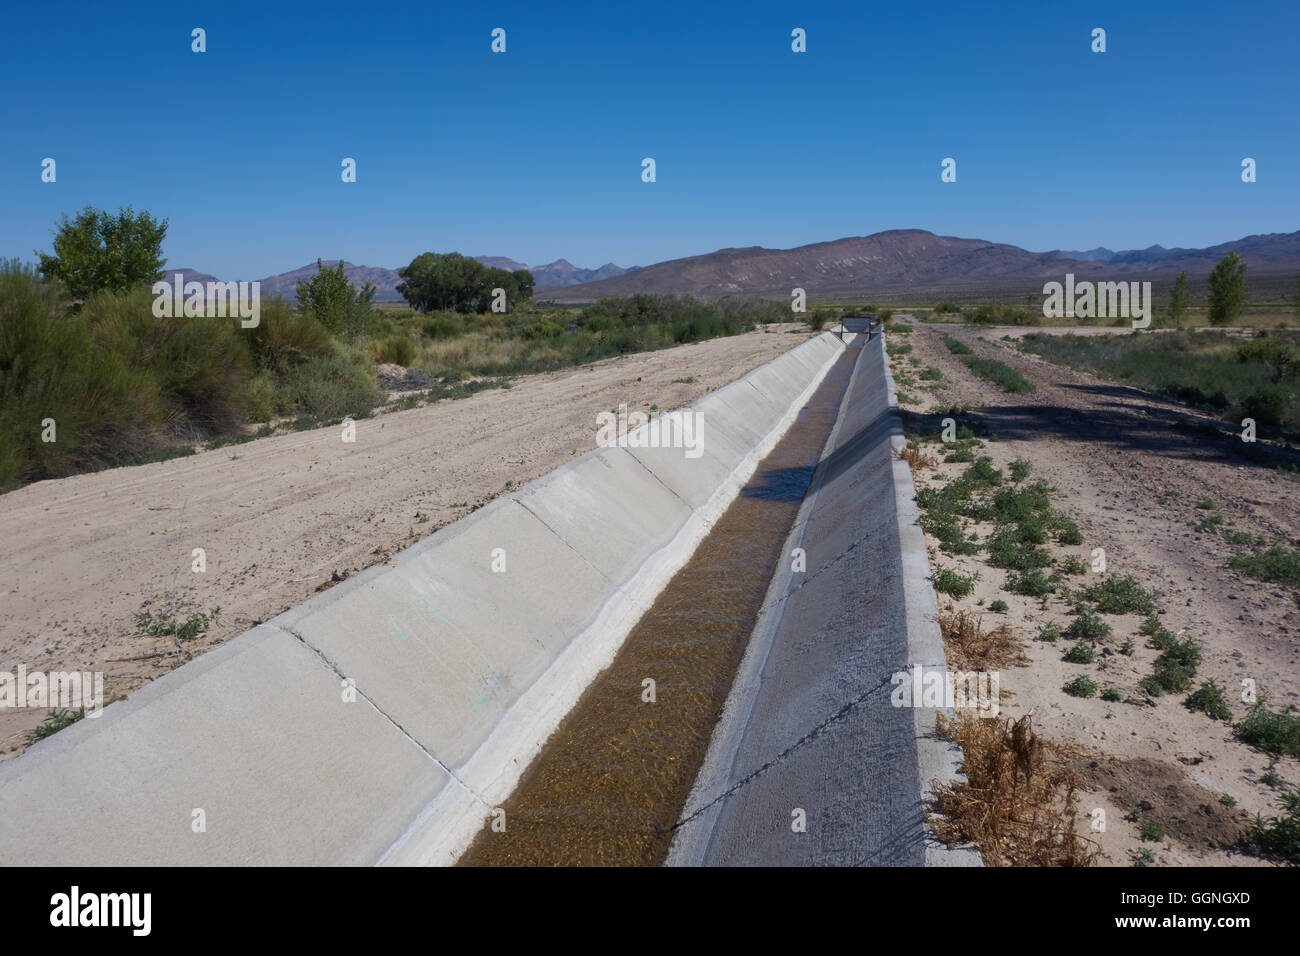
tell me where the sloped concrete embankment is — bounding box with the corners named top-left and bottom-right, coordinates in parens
top-left (667, 331), bottom-right (981, 866)
top-left (0, 332), bottom-right (843, 866)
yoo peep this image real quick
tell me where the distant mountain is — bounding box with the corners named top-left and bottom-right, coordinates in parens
top-left (526, 259), bottom-right (631, 287)
top-left (170, 257), bottom-right (632, 303)
top-left (165, 268), bottom-right (223, 287)
top-left (253, 261), bottom-right (405, 301)
top-left (247, 257), bottom-right (631, 301)
top-left (542, 229), bottom-right (1300, 302)
top-left (1059, 247), bottom-right (1118, 262)
top-left (541, 230), bottom-right (1090, 301)
top-left (176, 229), bottom-right (1300, 306)
top-left (474, 256), bottom-right (530, 273)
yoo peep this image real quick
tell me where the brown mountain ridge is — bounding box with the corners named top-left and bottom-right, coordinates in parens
top-left (538, 228), bottom-right (1300, 302)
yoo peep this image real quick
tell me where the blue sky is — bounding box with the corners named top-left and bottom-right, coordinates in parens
top-left (1, 0), bottom-right (1296, 278)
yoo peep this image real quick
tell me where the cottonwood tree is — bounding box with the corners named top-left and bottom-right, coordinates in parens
top-left (1207, 252), bottom-right (1248, 326)
top-left (295, 259), bottom-right (375, 339)
top-left (1168, 270), bottom-right (1189, 325)
top-left (397, 252), bottom-right (534, 314)
top-left (37, 206), bottom-right (167, 301)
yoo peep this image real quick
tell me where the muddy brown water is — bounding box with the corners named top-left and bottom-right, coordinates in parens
top-left (459, 342), bottom-right (862, 866)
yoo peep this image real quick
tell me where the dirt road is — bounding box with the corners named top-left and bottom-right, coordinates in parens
top-left (902, 321), bottom-right (1299, 865)
top-left (0, 326), bottom-right (817, 759)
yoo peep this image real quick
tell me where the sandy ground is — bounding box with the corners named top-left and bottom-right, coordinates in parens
top-left (0, 325), bottom-right (817, 760)
top-left (895, 319), bottom-right (1299, 866)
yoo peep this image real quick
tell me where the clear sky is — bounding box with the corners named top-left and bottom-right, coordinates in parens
top-left (1, 0), bottom-right (1296, 278)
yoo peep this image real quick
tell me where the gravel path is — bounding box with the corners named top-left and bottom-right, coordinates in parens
top-left (900, 320), bottom-right (1299, 866)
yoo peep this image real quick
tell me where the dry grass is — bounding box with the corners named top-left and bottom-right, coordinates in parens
top-left (930, 714), bottom-right (1100, 866)
top-left (896, 445), bottom-right (937, 472)
top-left (939, 610), bottom-right (1024, 671)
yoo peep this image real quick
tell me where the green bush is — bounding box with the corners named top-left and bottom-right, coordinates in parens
top-left (1080, 575), bottom-right (1158, 615)
top-left (1063, 641), bottom-right (1097, 664)
top-left (295, 259), bottom-right (376, 340)
top-left (960, 355), bottom-right (1036, 393)
top-left (1055, 519), bottom-right (1085, 545)
top-left (1236, 703), bottom-right (1300, 757)
top-left (1020, 329), bottom-right (1300, 440)
top-left (1185, 680), bottom-right (1232, 721)
top-left (245, 298), bottom-right (335, 373)
top-left (1229, 546), bottom-right (1300, 588)
top-left (422, 313), bottom-right (464, 339)
top-left (1253, 789), bottom-right (1300, 864)
top-left (1065, 609), bottom-right (1111, 640)
top-left (519, 320), bottom-right (564, 340)
top-left (1141, 637), bottom-right (1202, 695)
top-left (581, 313), bottom-right (622, 334)
top-left (933, 565), bottom-right (977, 597)
top-left (277, 347), bottom-right (381, 420)
top-left (372, 335), bottom-right (416, 366)
top-left (1063, 675), bottom-right (1098, 698)
top-left (1006, 569), bottom-right (1054, 596)
top-left (87, 287), bottom-right (254, 438)
top-left (962, 456), bottom-right (1003, 488)
top-left (0, 263), bottom-right (162, 483)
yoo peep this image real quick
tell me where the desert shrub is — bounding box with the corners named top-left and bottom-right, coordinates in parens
top-left (372, 335), bottom-right (416, 366)
top-left (581, 313), bottom-right (622, 333)
top-left (1238, 385), bottom-right (1293, 428)
top-left (276, 346), bottom-right (381, 420)
top-left (519, 320), bottom-right (564, 340)
top-left (422, 313), bottom-right (464, 339)
top-left (930, 714), bottom-right (1098, 866)
top-left (1079, 575), bottom-right (1158, 615)
top-left (1140, 637), bottom-right (1202, 695)
top-left (1252, 788), bottom-right (1300, 864)
top-left (245, 297), bottom-right (334, 372)
top-left (1063, 675), bottom-right (1098, 698)
top-left (933, 565), bottom-right (977, 597)
top-left (1006, 569), bottom-right (1054, 596)
top-left (0, 263), bottom-right (160, 482)
top-left (1063, 641), bottom-right (1096, 664)
top-left (1236, 703), bottom-right (1300, 757)
top-left (960, 355), bottom-right (1035, 393)
top-left (1185, 680), bottom-right (1232, 721)
top-left (1229, 546), bottom-right (1300, 588)
top-left (1065, 609), bottom-right (1111, 640)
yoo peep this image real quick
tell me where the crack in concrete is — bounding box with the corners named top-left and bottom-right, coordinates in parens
top-left (264, 621), bottom-right (491, 809)
top-left (671, 671), bottom-right (898, 832)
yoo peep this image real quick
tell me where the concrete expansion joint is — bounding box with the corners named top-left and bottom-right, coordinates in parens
top-left (746, 533), bottom-right (863, 623)
top-left (263, 621), bottom-right (492, 809)
top-left (514, 497), bottom-right (617, 588)
top-left (622, 446), bottom-right (710, 520)
top-left (673, 671), bottom-right (897, 831)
